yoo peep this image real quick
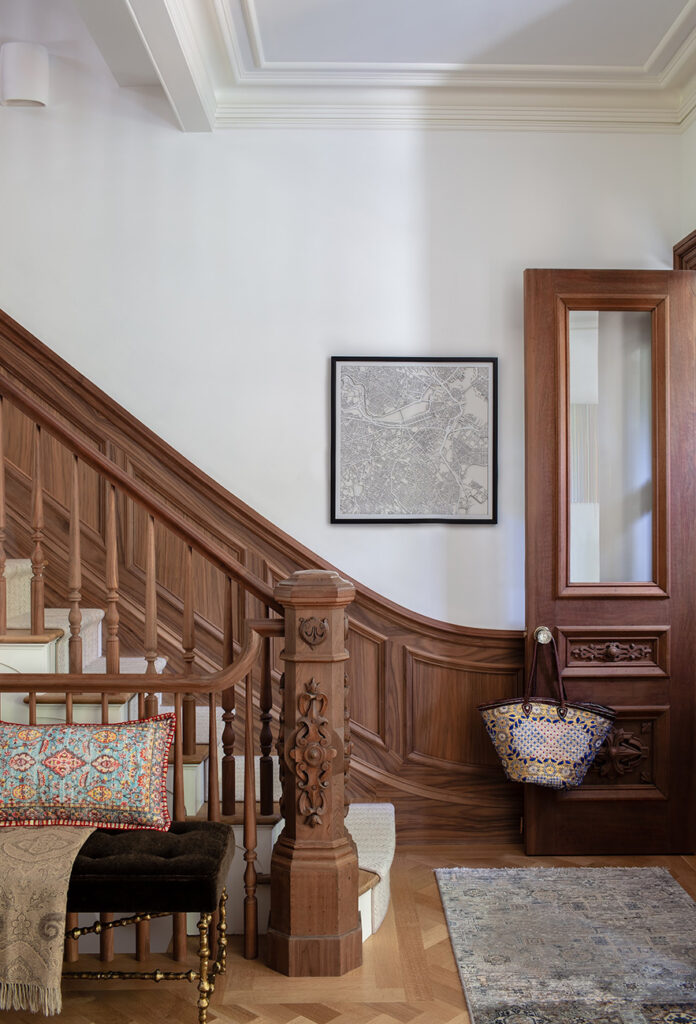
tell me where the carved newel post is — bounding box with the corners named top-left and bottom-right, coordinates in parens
top-left (267, 569), bottom-right (362, 977)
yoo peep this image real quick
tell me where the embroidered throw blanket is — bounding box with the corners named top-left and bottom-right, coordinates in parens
top-left (0, 826), bottom-right (94, 1015)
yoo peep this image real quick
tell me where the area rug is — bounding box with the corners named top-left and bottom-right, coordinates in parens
top-left (435, 867), bottom-right (696, 1024)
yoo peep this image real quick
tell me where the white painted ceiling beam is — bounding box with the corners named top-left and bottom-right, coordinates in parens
top-left (74, 0), bottom-right (216, 132)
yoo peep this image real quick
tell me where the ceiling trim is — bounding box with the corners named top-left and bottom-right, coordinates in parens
top-left (214, 89), bottom-right (690, 133)
top-left (646, 0), bottom-right (696, 76)
top-left (203, 0), bottom-right (696, 131)
top-left (231, 0), bottom-right (696, 91)
top-left (77, 0), bottom-right (696, 132)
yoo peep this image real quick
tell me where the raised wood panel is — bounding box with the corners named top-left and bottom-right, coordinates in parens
top-left (4, 403), bottom-right (103, 536)
top-left (558, 626), bottom-right (669, 678)
top-left (0, 307), bottom-right (526, 840)
top-left (347, 754), bottom-right (521, 842)
top-left (405, 648), bottom-right (522, 767)
top-left (580, 706), bottom-right (668, 797)
top-left (129, 505), bottom-right (226, 628)
top-left (346, 623), bottom-right (386, 742)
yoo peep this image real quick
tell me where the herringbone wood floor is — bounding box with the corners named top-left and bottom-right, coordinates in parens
top-left (5, 844), bottom-right (696, 1024)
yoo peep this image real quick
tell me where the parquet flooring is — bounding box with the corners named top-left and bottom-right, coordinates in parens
top-left (4, 843), bottom-right (696, 1024)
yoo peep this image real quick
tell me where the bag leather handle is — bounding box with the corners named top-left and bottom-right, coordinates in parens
top-left (523, 628), bottom-right (567, 718)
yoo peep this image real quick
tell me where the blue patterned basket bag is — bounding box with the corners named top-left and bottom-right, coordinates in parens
top-left (478, 629), bottom-right (615, 789)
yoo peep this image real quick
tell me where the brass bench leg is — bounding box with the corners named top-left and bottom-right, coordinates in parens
top-left (197, 912), bottom-right (213, 1024)
top-left (216, 889), bottom-right (228, 976)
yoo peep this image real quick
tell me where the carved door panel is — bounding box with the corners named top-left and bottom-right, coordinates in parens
top-left (524, 269), bottom-right (696, 854)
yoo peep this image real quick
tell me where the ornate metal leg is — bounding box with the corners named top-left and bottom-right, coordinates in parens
top-left (197, 912), bottom-right (213, 1024)
top-left (216, 889), bottom-right (228, 976)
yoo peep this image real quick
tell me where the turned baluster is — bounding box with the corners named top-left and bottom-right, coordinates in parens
top-left (243, 666), bottom-right (258, 959)
top-left (137, 680), bottom-right (157, 961)
top-left (182, 544), bottom-right (196, 756)
top-left (64, 655), bottom-right (78, 962)
top-left (144, 514), bottom-right (158, 675)
top-left (137, 515), bottom-right (158, 961)
top-left (344, 670), bottom-right (352, 818)
top-left (64, 660), bottom-right (78, 960)
top-left (221, 576), bottom-right (236, 815)
top-left (259, 604), bottom-right (274, 816)
top-left (104, 484), bottom-right (120, 675)
top-left (99, 695), bottom-right (114, 963)
top-left (206, 690), bottom-right (221, 960)
top-left (68, 455), bottom-right (83, 674)
top-left (172, 692), bottom-right (188, 961)
top-left (208, 692), bottom-right (220, 822)
top-left (0, 397), bottom-right (6, 637)
top-left (30, 423), bottom-right (45, 635)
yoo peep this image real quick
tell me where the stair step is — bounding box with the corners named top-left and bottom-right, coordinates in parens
top-left (84, 656), bottom-right (167, 674)
top-left (359, 868), bottom-right (380, 897)
top-left (5, 559), bottom-right (32, 621)
top-left (345, 803), bottom-right (396, 939)
top-left (8, 607), bottom-right (104, 672)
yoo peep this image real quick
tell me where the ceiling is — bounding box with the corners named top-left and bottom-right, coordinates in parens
top-left (70, 0), bottom-right (696, 131)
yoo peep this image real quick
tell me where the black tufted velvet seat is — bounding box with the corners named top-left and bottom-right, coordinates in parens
top-left (66, 821), bottom-right (236, 914)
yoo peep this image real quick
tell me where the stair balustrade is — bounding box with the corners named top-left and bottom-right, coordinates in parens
top-left (0, 376), bottom-right (360, 975)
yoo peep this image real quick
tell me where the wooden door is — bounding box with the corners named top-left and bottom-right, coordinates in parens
top-left (524, 269), bottom-right (696, 855)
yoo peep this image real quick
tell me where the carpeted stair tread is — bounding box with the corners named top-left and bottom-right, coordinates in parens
top-left (345, 803), bottom-right (396, 934)
top-left (7, 607), bottom-right (104, 673)
top-left (84, 656), bottom-right (167, 674)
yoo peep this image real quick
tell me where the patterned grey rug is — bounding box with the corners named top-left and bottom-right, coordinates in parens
top-left (435, 867), bottom-right (696, 1024)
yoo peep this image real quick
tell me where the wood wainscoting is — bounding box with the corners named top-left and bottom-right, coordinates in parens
top-left (0, 308), bottom-right (525, 842)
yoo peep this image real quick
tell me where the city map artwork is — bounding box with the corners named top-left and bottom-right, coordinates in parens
top-left (331, 357), bottom-right (497, 523)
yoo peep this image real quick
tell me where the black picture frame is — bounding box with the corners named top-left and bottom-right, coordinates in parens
top-left (331, 356), bottom-right (498, 524)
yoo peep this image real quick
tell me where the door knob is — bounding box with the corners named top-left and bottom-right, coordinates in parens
top-left (534, 626), bottom-right (553, 644)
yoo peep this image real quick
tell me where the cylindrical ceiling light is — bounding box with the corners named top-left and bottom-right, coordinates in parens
top-left (0, 42), bottom-right (49, 106)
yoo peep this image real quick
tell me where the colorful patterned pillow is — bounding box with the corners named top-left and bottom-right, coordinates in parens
top-left (0, 714), bottom-right (176, 830)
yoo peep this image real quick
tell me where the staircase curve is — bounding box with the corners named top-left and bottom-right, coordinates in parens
top-left (0, 308), bottom-right (524, 843)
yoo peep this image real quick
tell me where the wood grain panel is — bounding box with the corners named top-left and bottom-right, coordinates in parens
top-left (0, 306), bottom-right (526, 840)
top-left (558, 626), bottom-right (669, 678)
top-left (4, 403), bottom-right (103, 536)
top-left (346, 622), bottom-right (386, 741)
top-left (405, 649), bottom-right (520, 768)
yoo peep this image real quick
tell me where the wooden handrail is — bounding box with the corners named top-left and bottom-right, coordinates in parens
top-left (0, 618), bottom-right (283, 695)
top-left (0, 372), bottom-right (281, 613)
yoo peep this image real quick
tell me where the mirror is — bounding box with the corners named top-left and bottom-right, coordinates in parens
top-left (568, 310), bottom-right (653, 583)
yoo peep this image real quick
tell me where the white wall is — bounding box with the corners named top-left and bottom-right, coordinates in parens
top-left (0, 0), bottom-right (684, 629)
top-left (679, 116), bottom-right (696, 236)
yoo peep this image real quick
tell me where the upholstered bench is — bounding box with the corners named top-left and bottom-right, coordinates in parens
top-left (63, 821), bottom-right (235, 1024)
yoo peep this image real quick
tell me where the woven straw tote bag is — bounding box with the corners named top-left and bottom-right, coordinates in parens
top-left (478, 629), bottom-right (615, 790)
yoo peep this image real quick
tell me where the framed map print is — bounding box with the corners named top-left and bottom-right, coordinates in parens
top-left (331, 356), bottom-right (498, 524)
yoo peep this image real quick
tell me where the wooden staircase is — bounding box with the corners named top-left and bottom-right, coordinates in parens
top-left (0, 306), bottom-right (523, 976)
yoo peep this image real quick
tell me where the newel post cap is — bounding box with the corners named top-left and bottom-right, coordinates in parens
top-left (274, 569), bottom-right (355, 608)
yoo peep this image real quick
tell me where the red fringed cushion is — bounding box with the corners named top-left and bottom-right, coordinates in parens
top-left (0, 714), bottom-right (175, 830)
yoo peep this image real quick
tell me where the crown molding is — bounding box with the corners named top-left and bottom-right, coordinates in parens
top-left (197, 0), bottom-right (696, 131)
top-left (78, 0), bottom-right (696, 132)
top-left (646, 0), bottom-right (696, 77)
top-left (214, 86), bottom-right (686, 132)
top-left (678, 71), bottom-right (696, 126)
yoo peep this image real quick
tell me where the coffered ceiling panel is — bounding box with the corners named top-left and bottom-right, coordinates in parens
top-left (246, 0), bottom-right (690, 69)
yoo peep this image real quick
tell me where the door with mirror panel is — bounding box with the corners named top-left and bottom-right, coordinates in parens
top-left (524, 269), bottom-right (696, 854)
